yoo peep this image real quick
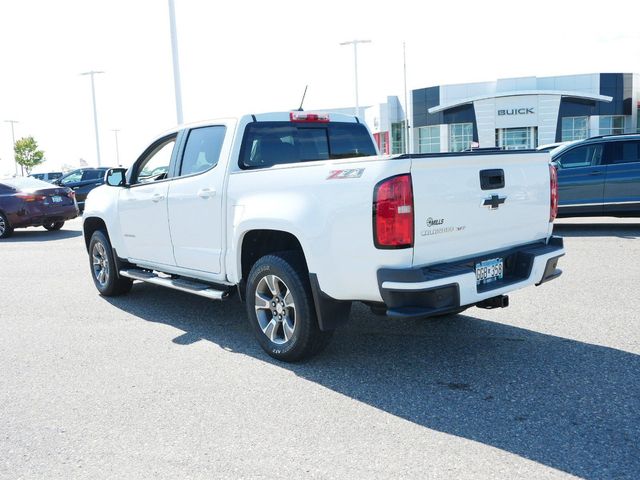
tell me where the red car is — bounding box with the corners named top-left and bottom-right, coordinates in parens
top-left (0, 177), bottom-right (79, 239)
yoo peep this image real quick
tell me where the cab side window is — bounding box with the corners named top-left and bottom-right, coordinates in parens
top-left (604, 141), bottom-right (640, 165)
top-left (60, 171), bottom-right (83, 185)
top-left (179, 126), bottom-right (226, 177)
top-left (133, 137), bottom-right (176, 184)
top-left (557, 144), bottom-right (602, 169)
top-left (82, 170), bottom-right (103, 182)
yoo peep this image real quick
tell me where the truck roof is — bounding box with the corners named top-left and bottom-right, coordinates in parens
top-left (159, 111), bottom-right (361, 137)
top-left (142, 112), bottom-right (367, 156)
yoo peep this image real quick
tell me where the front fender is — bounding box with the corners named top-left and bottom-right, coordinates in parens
top-left (82, 186), bottom-right (126, 257)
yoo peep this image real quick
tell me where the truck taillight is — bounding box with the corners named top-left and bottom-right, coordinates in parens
top-left (550, 164), bottom-right (558, 222)
top-left (373, 174), bottom-right (414, 249)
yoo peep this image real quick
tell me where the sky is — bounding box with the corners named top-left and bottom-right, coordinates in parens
top-left (1, 0), bottom-right (639, 175)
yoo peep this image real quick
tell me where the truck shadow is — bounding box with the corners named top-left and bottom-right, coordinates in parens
top-left (2, 228), bottom-right (82, 242)
top-left (105, 285), bottom-right (640, 480)
top-left (553, 222), bottom-right (640, 239)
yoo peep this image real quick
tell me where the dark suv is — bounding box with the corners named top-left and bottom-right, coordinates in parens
top-left (53, 168), bottom-right (110, 211)
top-left (551, 134), bottom-right (640, 217)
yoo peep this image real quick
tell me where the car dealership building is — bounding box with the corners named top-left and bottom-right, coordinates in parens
top-left (411, 73), bottom-right (639, 153)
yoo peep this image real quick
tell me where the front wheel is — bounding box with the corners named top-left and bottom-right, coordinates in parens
top-left (246, 252), bottom-right (333, 362)
top-left (89, 230), bottom-right (133, 296)
top-left (43, 221), bottom-right (64, 231)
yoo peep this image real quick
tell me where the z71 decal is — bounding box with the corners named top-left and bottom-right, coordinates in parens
top-left (327, 168), bottom-right (365, 180)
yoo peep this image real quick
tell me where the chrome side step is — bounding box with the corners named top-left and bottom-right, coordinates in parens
top-left (119, 269), bottom-right (229, 300)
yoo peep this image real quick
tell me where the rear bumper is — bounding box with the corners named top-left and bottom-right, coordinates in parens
top-left (10, 204), bottom-right (79, 228)
top-left (377, 236), bottom-right (565, 319)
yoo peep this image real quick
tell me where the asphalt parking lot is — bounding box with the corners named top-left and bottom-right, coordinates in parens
top-left (1, 217), bottom-right (639, 479)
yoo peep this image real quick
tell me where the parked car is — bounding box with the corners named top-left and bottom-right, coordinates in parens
top-left (52, 167), bottom-right (110, 211)
top-left (537, 141), bottom-right (576, 153)
top-left (29, 172), bottom-right (63, 182)
top-left (82, 111), bottom-right (564, 362)
top-left (551, 134), bottom-right (640, 217)
top-left (0, 177), bottom-right (79, 238)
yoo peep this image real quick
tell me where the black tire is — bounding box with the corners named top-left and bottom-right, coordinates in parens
top-left (0, 212), bottom-right (13, 239)
top-left (88, 230), bottom-right (133, 296)
top-left (43, 221), bottom-right (65, 231)
top-left (246, 252), bottom-right (333, 362)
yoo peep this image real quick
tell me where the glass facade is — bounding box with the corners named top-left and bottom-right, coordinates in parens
top-left (373, 132), bottom-right (389, 154)
top-left (561, 117), bottom-right (589, 141)
top-left (449, 123), bottom-right (473, 152)
top-left (599, 116), bottom-right (625, 135)
top-left (390, 121), bottom-right (406, 154)
top-left (418, 126), bottom-right (440, 153)
top-left (496, 127), bottom-right (537, 150)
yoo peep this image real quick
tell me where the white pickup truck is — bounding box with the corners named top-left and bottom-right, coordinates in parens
top-left (83, 111), bottom-right (564, 361)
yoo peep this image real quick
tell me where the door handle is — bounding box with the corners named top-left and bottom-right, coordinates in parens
top-left (197, 188), bottom-right (216, 199)
top-left (151, 194), bottom-right (165, 203)
top-left (588, 171), bottom-right (603, 176)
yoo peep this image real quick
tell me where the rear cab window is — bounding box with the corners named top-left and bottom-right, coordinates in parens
top-left (239, 121), bottom-right (376, 169)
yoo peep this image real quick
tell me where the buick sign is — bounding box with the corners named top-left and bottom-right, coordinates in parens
top-left (498, 108), bottom-right (535, 116)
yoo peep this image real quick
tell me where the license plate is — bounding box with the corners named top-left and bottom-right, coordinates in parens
top-left (51, 195), bottom-right (63, 203)
top-left (475, 258), bottom-right (504, 285)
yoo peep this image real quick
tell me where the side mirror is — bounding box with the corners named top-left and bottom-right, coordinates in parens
top-left (105, 168), bottom-right (127, 187)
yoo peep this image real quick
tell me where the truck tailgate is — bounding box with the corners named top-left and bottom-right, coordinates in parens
top-left (410, 152), bottom-right (552, 267)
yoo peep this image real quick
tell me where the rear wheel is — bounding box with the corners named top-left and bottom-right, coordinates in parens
top-left (246, 252), bottom-right (333, 362)
top-left (0, 212), bottom-right (13, 239)
top-left (43, 221), bottom-right (65, 231)
top-left (89, 230), bottom-right (133, 296)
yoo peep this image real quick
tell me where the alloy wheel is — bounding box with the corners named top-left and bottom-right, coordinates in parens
top-left (92, 241), bottom-right (110, 287)
top-left (254, 274), bottom-right (296, 345)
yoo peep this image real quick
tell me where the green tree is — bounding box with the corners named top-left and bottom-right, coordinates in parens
top-left (14, 136), bottom-right (45, 174)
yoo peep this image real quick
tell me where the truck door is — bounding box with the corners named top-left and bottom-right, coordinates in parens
top-left (167, 124), bottom-right (229, 274)
top-left (555, 143), bottom-right (605, 216)
top-left (118, 134), bottom-right (177, 266)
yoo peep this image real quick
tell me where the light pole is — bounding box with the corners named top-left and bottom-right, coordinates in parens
top-left (80, 70), bottom-right (105, 167)
top-left (112, 129), bottom-right (121, 166)
top-left (168, 0), bottom-right (184, 124)
top-left (403, 42), bottom-right (410, 154)
top-left (339, 39), bottom-right (371, 119)
top-left (4, 120), bottom-right (19, 176)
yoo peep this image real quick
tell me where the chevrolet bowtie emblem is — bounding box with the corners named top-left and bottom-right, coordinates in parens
top-left (483, 194), bottom-right (506, 210)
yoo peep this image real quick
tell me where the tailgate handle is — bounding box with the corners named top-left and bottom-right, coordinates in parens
top-left (480, 169), bottom-right (505, 190)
